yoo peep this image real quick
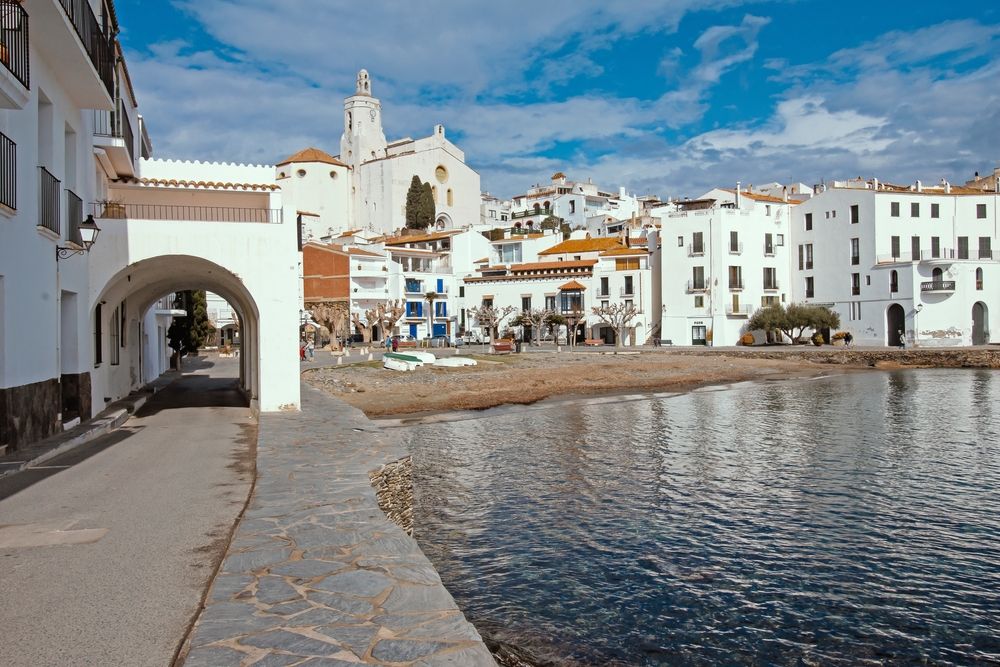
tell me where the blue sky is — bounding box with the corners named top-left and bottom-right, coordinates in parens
top-left (116, 1), bottom-right (1000, 199)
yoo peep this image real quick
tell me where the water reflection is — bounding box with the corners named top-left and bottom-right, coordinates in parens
top-left (400, 370), bottom-right (1000, 666)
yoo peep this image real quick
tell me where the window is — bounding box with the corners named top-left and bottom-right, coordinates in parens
top-left (761, 295), bottom-right (780, 306)
top-left (728, 265), bottom-right (743, 290)
top-left (850, 238), bottom-right (860, 265)
top-left (459, 286), bottom-right (465, 297)
top-left (569, 200), bottom-right (576, 214)
top-left (435, 165), bottom-right (448, 183)
top-left (765, 205), bottom-right (772, 216)
top-left (891, 236), bottom-right (900, 259)
top-left (545, 295), bottom-right (556, 311)
top-left (499, 243), bottom-right (522, 263)
top-left (482, 298), bottom-right (493, 308)
top-left (776, 234), bottom-right (784, 246)
top-left (692, 231), bottom-right (704, 255)
top-left (521, 296), bottom-right (531, 312)
top-left (624, 275), bottom-right (634, 295)
top-left (825, 211), bottom-right (830, 220)
top-left (866, 275), bottom-right (871, 286)
top-left (600, 276), bottom-right (609, 296)
top-left (616, 257), bottom-right (640, 271)
top-left (763, 267), bottom-right (777, 290)
top-left (730, 231), bottom-right (740, 253)
top-left (911, 235), bottom-right (920, 260)
top-left (446, 188), bottom-right (454, 206)
top-left (677, 235), bottom-right (683, 247)
top-left (849, 302), bottom-right (862, 321)
top-left (979, 236), bottom-right (992, 259)
top-left (694, 295), bottom-right (704, 308)
top-left (692, 266), bottom-right (705, 290)
top-left (832, 210), bottom-right (837, 219)
top-left (958, 236), bottom-right (969, 259)
top-left (805, 276), bottom-right (814, 298)
top-left (764, 233), bottom-right (774, 256)
top-left (890, 270), bottom-right (898, 293)
top-left (850, 204), bottom-right (859, 224)
top-left (931, 203), bottom-right (940, 219)
top-left (559, 290), bottom-right (584, 313)
top-left (851, 273), bottom-right (860, 296)
top-left (805, 213), bottom-right (813, 231)
top-left (109, 304), bottom-right (120, 365)
top-left (94, 303), bottom-right (103, 366)
top-left (931, 237), bottom-right (940, 259)
top-left (436, 302), bottom-right (447, 317)
top-left (911, 202), bottom-right (920, 217)
top-left (977, 204), bottom-right (987, 219)
top-left (805, 244), bottom-right (814, 270)
top-left (976, 267), bottom-right (984, 291)
top-left (798, 244), bottom-right (804, 271)
top-left (891, 202), bottom-right (900, 217)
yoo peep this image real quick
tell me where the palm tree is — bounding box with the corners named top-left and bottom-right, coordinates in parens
top-left (424, 291), bottom-right (439, 343)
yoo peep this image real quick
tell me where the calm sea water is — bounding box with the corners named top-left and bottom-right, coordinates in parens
top-left (395, 370), bottom-right (1000, 666)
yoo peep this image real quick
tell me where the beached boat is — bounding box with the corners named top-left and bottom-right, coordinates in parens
top-left (384, 351), bottom-right (425, 366)
top-left (406, 351), bottom-right (437, 364)
top-left (434, 357), bottom-right (478, 367)
top-left (383, 356), bottom-right (417, 372)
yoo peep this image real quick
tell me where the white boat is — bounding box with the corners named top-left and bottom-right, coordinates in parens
top-left (383, 357), bottom-right (416, 372)
top-left (408, 351), bottom-right (437, 364)
top-left (434, 357), bottom-right (478, 367)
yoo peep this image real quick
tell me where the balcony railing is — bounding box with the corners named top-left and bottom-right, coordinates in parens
top-left (94, 105), bottom-right (135, 163)
top-left (94, 202), bottom-right (283, 223)
top-left (729, 242), bottom-right (743, 255)
top-left (763, 281), bottom-right (780, 292)
top-left (511, 208), bottom-right (549, 220)
top-left (58, 0), bottom-right (114, 98)
top-left (763, 245), bottom-right (775, 257)
top-left (728, 279), bottom-right (745, 291)
top-left (686, 280), bottom-right (708, 293)
top-left (0, 0), bottom-right (30, 89)
top-left (688, 244), bottom-right (704, 257)
top-left (0, 130), bottom-right (14, 210)
top-left (921, 280), bottom-right (956, 293)
top-left (726, 304), bottom-right (754, 317)
top-left (620, 287), bottom-right (634, 297)
top-left (39, 167), bottom-right (60, 235)
top-left (66, 189), bottom-right (82, 244)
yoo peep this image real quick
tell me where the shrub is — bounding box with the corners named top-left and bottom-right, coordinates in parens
top-left (740, 332), bottom-right (755, 346)
top-left (812, 332), bottom-right (825, 346)
top-left (832, 331), bottom-right (849, 341)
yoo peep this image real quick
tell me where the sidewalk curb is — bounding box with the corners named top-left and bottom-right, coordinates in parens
top-left (0, 386), bottom-right (161, 480)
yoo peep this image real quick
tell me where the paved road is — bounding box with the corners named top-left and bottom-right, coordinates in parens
top-left (0, 357), bottom-right (255, 667)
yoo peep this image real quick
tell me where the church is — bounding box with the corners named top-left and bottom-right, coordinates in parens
top-left (279, 70), bottom-right (481, 239)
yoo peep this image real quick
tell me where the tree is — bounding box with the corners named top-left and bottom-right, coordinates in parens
top-left (512, 308), bottom-right (554, 346)
top-left (310, 301), bottom-right (349, 347)
top-left (469, 304), bottom-right (516, 350)
top-left (540, 215), bottom-right (562, 231)
top-left (590, 301), bottom-right (638, 348)
top-left (563, 307), bottom-right (585, 347)
top-left (747, 303), bottom-right (841, 343)
top-left (546, 313), bottom-right (567, 344)
top-left (424, 291), bottom-right (439, 340)
top-left (420, 181), bottom-right (435, 228)
top-left (405, 175), bottom-right (423, 229)
top-left (351, 307), bottom-right (378, 343)
top-left (168, 290), bottom-right (214, 357)
top-left (379, 300), bottom-right (406, 337)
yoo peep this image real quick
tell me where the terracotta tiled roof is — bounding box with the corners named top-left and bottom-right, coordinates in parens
top-left (538, 237), bottom-right (625, 255)
top-left (720, 188), bottom-right (793, 204)
top-left (383, 230), bottom-right (458, 246)
top-left (474, 257), bottom-right (490, 263)
top-left (559, 280), bottom-right (587, 290)
top-left (277, 147), bottom-right (348, 168)
top-left (600, 247), bottom-right (648, 257)
top-left (348, 247), bottom-right (384, 258)
top-left (124, 177), bottom-right (279, 191)
top-left (509, 260), bottom-right (597, 272)
top-left (297, 210), bottom-right (320, 217)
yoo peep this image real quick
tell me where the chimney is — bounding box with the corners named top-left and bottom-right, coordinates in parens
top-left (944, 180), bottom-right (951, 194)
top-left (872, 177), bottom-right (878, 191)
top-left (916, 180), bottom-right (922, 193)
top-left (735, 181), bottom-right (742, 209)
top-left (782, 186), bottom-right (789, 202)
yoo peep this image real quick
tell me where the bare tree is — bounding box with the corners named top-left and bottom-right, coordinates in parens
top-left (590, 302), bottom-right (638, 348)
top-left (563, 307), bottom-right (585, 348)
top-left (520, 308), bottom-right (554, 346)
top-left (310, 301), bottom-right (349, 347)
top-left (469, 304), bottom-right (516, 350)
top-left (379, 300), bottom-right (405, 337)
top-left (351, 307), bottom-right (380, 343)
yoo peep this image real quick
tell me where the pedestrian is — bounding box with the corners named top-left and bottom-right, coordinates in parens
top-left (391, 337), bottom-right (399, 352)
top-left (845, 332), bottom-right (854, 348)
top-left (384, 335), bottom-right (392, 353)
top-left (299, 339), bottom-right (306, 361)
top-left (305, 339), bottom-right (315, 361)
top-left (897, 329), bottom-right (906, 349)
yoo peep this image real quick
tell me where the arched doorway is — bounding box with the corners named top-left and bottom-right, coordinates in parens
top-left (972, 302), bottom-right (988, 345)
top-left (887, 303), bottom-right (906, 347)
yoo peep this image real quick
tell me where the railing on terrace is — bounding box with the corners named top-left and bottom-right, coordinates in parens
top-left (726, 304), bottom-right (754, 317)
top-left (921, 281), bottom-right (956, 292)
top-left (0, 131), bottom-right (14, 210)
top-left (729, 279), bottom-right (745, 291)
top-left (686, 280), bottom-right (708, 292)
top-left (58, 0), bottom-right (114, 98)
top-left (763, 281), bottom-right (781, 292)
top-left (763, 244), bottom-right (775, 257)
top-left (93, 202), bottom-right (283, 223)
top-left (620, 287), bottom-right (634, 297)
top-left (729, 242), bottom-right (743, 255)
top-left (511, 208), bottom-right (549, 219)
top-left (66, 189), bottom-right (82, 244)
top-left (0, 0), bottom-right (30, 89)
top-left (688, 244), bottom-right (704, 257)
top-left (39, 167), bottom-right (60, 235)
top-left (94, 105), bottom-right (135, 163)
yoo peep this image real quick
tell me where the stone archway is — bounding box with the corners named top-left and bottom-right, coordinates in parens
top-left (887, 303), bottom-right (906, 347)
top-left (972, 302), bottom-right (988, 345)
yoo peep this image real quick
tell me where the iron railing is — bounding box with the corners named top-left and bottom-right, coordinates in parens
top-left (726, 304), bottom-right (754, 317)
top-left (0, 0), bottom-right (30, 89)
top-left (729, 279), bottom-right (745, 291)
top-left (94, 105), bottom-right (135, 163)
top-left (93, 201), bottom-right (283, 223)
top-left (921, 281), bottom-right (956, 292)
top-left (729, 242), bottom-right (743, 254)
top-left (620, 287), bottom-right (634, 297)
top-left (66, 189), bottom-right (82, 244)
top-left (39, 167), bottom-right (60, 234)
top-left (686, 279), bottom-right (708, 292)
top-left (688, 243), bottom-right (704, 257)
top-left (763, 244), bottom-right (775, 257)
top-left (511, 208), bottom-right (549, 220)
top-left (0, 130), bottom-right (14, 210)
top-left (763, 281), bottom-right (780, 291)
top-left (58, 0), bottom-right (114, 98)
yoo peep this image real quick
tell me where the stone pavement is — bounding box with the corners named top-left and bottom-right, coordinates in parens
top-left (180, 381), bottom-right (496, 666)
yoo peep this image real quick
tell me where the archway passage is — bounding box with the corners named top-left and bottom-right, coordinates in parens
top-left (887, 303), bottom-right (906, 347)
top-left (972, 302), bottom-right (988, 345)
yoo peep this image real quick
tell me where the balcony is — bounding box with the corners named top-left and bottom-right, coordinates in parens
top-left (728, 279), bottom-right (745, 291)
top-left (0, 130), bottom-right (14, 210)
top-left (620, 287), bottom-right (634, 298)
top-left (93, 201), bottom-right (283, 223)
top-left (0, 0), bottom-right (30, 109)
top-left (511, 208), bottom-right (549, 220)
top-left (688, 244), bottom-right (704, 257)
top-left (726, 304), bottom-right (754, 317)
top-left (763, 281), bottom-right (780, 292)
top-left (38, 167), bottom-right (60, 235)
top-left (30, 0), bottom-right (114, 109)
top-left (921, 280), bottom-right (956, 294)
top-left (94, 105), bottom-right (135, 177)
top-left (686, 280), bottom-right (708, 293)
top-left (729, 242), bottom-right (743, 255)
top-left (763, 245), bottom-right (775, 257)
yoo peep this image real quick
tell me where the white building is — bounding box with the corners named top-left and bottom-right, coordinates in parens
top-left (508, 173), bottom-right (644, 232)
top-left (790, 179), bottom-right (999, 346)
top-left (653, 189), bottom-right (795, 346)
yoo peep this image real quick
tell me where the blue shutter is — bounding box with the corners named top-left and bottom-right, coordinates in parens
top-left (436, 278), bottom-right (444, 292)
top-left (441, 302), bottom-right (447, 317)
top-left (417, 303), bottom-right (423, 317)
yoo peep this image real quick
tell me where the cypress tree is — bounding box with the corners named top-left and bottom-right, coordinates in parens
top-left (405, 175), bottom-right (423, 229)
top-left (419, 181), bottom-right (435, 229)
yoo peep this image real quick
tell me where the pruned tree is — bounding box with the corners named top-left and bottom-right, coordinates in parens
top-left (747, 303), bottom-right (841, 343)
top-left (590, 301), bottom-right (638, 348)
top-left (469, 304), bottom-right (516, 350)
top-left (379, 300), bottom-right (405, 337)
top-left (351, 307), bottom-right (378, 343)
top-left (563, 307), bottom-right (585, 347)
top-left (310, 301), bottom-right (349, 346)
top-left (515, 308), bottom-right (554, 346)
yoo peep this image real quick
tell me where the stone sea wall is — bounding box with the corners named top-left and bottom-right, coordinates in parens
top-left (369, 456), bottom-right (414, 536)
top-left (670, 347), bottom-right (1000, 368)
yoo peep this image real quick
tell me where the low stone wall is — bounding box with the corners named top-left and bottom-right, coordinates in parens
top-left (667, 347), bottom-right (1000, 368)
top-left (0, 378), bottom-right (61, 452)
top-left (369, 456), bottom-right (414, 536)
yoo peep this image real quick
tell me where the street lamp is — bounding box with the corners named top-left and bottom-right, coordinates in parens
top-left (56, 215), bottom-right (101, 259)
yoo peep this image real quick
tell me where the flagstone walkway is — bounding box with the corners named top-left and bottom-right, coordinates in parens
top-left (181, 382), bottom-right (495, 666)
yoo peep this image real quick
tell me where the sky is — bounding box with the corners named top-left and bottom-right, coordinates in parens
top-left (115, 1), bottom-right (1000, 200)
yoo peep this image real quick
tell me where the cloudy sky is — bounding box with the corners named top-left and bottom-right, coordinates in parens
top-left (117, 1), bottom-right (1000, 199)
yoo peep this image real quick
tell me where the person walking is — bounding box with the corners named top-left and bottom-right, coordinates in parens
top-left (299, 339), bottom-right (306, 362)
top-left (384, 335), bottom-right (392, 354)
top-left (845, 332), bottom-right (854, 348)
top-left (305, 339), bottom-right (315, 361)
top-left (391, 337), bottom-right (399, 352)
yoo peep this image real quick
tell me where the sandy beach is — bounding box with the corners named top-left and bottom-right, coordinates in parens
top-left (303, 349), bottom-right (851, 418)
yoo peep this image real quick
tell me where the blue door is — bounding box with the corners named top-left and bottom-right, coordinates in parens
top-left (433, 323), bottom-right (447, 337)
top-left (409, 324), bottom-right (417, 338)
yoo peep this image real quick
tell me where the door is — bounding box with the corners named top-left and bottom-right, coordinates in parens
top-left (972, 302), bottom-right (988, 345)
top-left (887, 304), bottom-right (906, 346)
top-left (409, 324), bottom-right (417, 338)
top-left (692, 325), bottom-right (707, 346)
top-left (432, 323), bottom-right (446, 337)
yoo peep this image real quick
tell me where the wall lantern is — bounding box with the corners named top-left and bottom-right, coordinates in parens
top-left (56, 215), bottom-right (101, 259)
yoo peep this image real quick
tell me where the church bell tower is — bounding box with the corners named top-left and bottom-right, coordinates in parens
top-left (340, 69), bottom-right (387, 169)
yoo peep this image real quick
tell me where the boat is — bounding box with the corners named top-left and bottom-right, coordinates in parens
top-left (384, 351), bottom-right (425, 367)
top-left (407, 351), bottom-right (437, 364)
top-left (434, 357), bottom-right (478, 367)
top-left (383, 356), bottom-right (416, 372)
